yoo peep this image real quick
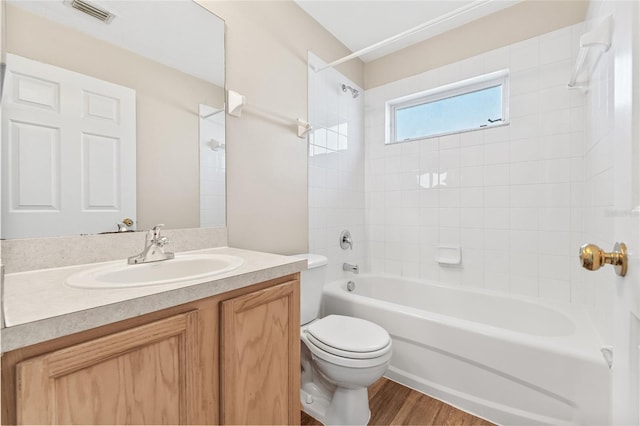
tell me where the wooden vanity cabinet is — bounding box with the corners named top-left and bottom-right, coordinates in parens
top-left (1, 274), bottom-right (300, 425)
top-left (15, 312), bottom-right (202, 425)
top-left (221, 279), bottom-right (300, 424)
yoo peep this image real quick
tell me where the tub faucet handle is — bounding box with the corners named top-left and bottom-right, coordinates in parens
top-left (340, 230), bottom-right (353, 250)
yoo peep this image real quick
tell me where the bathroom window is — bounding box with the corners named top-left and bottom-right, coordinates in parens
top-left (387, 69), bottom-right (509, 143)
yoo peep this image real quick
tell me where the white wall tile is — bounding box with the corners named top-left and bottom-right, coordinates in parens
top-left (483, 164), bottom-right (510, 186)
top-left (461, 228), bottom-right (485, 249)
top-left (439, 188), bottom-right (460, 207)
top-left (419, 190), bottom-right (439, 208)
top-left (314, 25), bottom-right (587, 314)
top-left (482, 125), bottom-right (510, 144)
top-left (510, 229), bottom-right (539, 252)
top-left (420, 207), bottom-right (440, 226)
top-left (510, 274), bottom-right (539, 297)
top-left (510, 137), bottom-right (540, 162)
top-left (439, 208), bottom-right (461, 228)
top-left (484, 229), bottom-right (510, 250)
top-left (439, 227), bottom-right (461, 246)
top-left (460, 187), bottom-right (483, 207)
top-left (539, 60), bottom-right (572, 89)
top-left (484, 208), bottom-right (510, 229)
top-left (541, 158), bottom-right (572, 183)
top-left (439, 133), bottom-right (461, 150)
top-left (511, 92), bottom-right (540, 118)
top-left (509, 115), bottom-right (539, 140)
top-left (539, 133), bottom-right (572, 159)
top-left (439, 148), bottom-right (461, 169)
top-left (460, 207), bottom-right (484, 228)
top-left (539, 109), bottom-right (571, 136)
top-left (460, 145), bottom-right (484, 167)
top-left (483, 141), bottom-right (510, 164)
top-left (510, 68), bottom-right (540, 95)
top-left (461, 251), bottom-right (486, 288)
top-left (483, 186), bottom-right (509, 207)
top-left (540, 86), bottom-right (572, 112)
top-left (539, 29), bottom-right (571, 65)
top-left (460, 129), bottom-right (484, 147)
top-left (510, 38), bottom-right (540, 71)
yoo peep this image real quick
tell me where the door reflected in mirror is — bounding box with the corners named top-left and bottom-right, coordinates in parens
top-left (1, 0), bottom-right (225, 239)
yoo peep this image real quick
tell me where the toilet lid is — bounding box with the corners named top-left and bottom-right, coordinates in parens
top-left (306, 315), bottom-right (391, 354)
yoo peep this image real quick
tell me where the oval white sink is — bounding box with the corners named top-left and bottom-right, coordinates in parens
top-left (66, 254), bottom-right (244, 289)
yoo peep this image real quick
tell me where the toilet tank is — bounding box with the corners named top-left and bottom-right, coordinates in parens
top-left (290, 254), bottom-right (328, 325)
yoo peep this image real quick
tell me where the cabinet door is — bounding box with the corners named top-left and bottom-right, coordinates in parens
top-left (16, 312), bottom-right (199, 425)
top-left (221, 280), bottom-right (300, 425)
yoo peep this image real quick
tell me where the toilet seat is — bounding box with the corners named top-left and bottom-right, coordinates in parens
top-left (301, 315), bottom-right (392, 368)
top-left (306, 315), bottom-right (391, 358)
top-left (306, 333), bottom-right (392, 359)
top-left (302, 331), bottom-right (392, 369)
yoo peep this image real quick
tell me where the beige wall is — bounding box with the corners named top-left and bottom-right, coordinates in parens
top-left (5, 4), bottom-right (225, 231)
top-left (365, 0), bottom-right (588, 89)
top-left (199, 1), bottom-right (363, 255)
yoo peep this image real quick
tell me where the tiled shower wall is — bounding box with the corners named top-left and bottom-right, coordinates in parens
top-left (308, 53), bottom-right (365, 282)
top-left (364, 23), bottom-right (589, 305)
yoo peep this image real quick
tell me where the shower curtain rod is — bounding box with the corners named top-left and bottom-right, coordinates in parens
top-left (315, 0), bottom-right (495, 72)
top-left (200, 108), bottom-right (225, 119)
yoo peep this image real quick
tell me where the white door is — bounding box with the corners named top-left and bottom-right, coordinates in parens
top-left (1, 53), bottom-right (136, 238)
top-left (604, 1), bottom-right (640, 424)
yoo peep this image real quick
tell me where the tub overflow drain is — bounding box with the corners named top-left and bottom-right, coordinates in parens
top-left (347, 281), bottom-right (355, 292)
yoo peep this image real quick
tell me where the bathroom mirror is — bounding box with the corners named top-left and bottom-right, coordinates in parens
top-left (0, 0), bottom-right (225, 239)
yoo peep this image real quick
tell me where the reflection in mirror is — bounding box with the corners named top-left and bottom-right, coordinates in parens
top-left (1, 0), bottom-right (225, 239)
top-left (199, 104), bottom-right (226, 228)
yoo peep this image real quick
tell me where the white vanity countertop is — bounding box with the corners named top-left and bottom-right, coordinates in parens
top-left (1, 247), bottom-right (307, 352)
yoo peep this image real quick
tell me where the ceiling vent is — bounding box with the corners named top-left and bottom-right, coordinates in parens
top-left (66, 0), bottom-right (115, 23)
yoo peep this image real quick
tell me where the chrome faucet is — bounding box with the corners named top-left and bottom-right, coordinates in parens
top-left (128, 224), bottom-right (175, 264)
top-left (343, 262), bottom-right (359, 274)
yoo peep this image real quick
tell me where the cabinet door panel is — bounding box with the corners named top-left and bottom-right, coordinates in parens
top-left (16, 312), bottom-right (198, 425)
top-left (221, 280), bottom-right (300, 425)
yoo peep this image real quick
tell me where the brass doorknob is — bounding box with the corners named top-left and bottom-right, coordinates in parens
top-left (579, 242), bottom-right (628, 277)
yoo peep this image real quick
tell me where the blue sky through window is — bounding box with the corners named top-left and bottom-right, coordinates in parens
top-left (395, 85), bottom-right (503, 141)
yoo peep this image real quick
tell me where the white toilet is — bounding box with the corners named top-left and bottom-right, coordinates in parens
top-left (294, 254), bottom-right (392, 425)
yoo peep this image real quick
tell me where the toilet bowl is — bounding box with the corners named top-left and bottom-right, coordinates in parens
top-left (292, 254), bottom-right (392, 425)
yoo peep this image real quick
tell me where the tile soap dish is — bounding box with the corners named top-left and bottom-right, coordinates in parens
top-left (436, 246), bottom-right (461, 265)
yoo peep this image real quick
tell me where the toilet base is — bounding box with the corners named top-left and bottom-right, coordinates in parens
top-left (301, 383), bottom-right (371, 425)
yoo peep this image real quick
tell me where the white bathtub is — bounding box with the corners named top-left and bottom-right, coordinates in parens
top-left (322, 275), bottom-right (610, 425)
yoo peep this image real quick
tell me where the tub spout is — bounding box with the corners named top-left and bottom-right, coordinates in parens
top-left (343, 262), bottom-right (359, 274)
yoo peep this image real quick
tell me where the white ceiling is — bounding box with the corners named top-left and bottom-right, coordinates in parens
top-left (295, 0), bottom-right (523, 63)
top-left (8, 0), bottom-right (225, 87)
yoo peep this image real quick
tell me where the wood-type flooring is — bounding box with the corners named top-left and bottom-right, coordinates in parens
top-left (300, 377), bottom-right (495, 425)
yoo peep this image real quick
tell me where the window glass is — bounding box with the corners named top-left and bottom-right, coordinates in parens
top-left (388, 70), bottom-right (509, 143)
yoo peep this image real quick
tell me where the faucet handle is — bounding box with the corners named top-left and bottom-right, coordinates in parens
top-left (151, 225), bottom-right (171, 248)
top-left (144, 224), bottom-right (166, 245)
top-left (340, 230), bottom-right (353, 250)
top-left (150, 224), bottom-right (165, 237)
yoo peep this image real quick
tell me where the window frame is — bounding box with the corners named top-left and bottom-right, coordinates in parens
top-left (386, 69), bottom-right (510, 144)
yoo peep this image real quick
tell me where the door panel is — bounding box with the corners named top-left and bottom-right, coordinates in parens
top-left (599, 1), bottom-right (640, 424)
top-left (1, 53), bottom-right (136, 238)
